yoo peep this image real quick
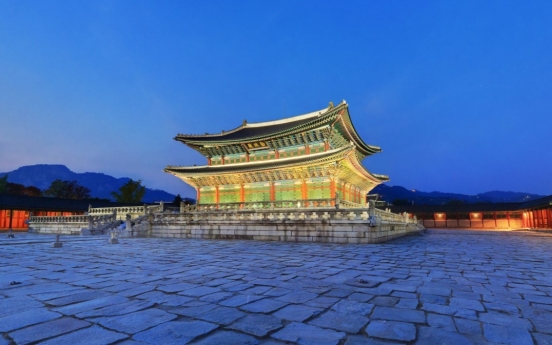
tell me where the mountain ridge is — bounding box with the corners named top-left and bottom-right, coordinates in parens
top-left (0, 164), bottom-right (176, 203)
top-left (371, 184), bottom-right (544, 205)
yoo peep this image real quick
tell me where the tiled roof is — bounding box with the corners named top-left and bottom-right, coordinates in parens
top-left (176, 114), bottom-right (320, 142)
top-left (381, 195), bottom-right (552, 214)
top-left (0, 194), bottom-right (142, 212)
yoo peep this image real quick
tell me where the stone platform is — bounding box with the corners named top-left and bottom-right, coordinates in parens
top-left (1, 229), bottom-right (552, 344)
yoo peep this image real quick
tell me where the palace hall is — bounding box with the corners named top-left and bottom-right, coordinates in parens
top-left (165, 101), bottom-right (388, 207)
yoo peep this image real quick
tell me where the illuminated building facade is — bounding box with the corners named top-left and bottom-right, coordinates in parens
top-left (165, 101), bottom-right (388, 207)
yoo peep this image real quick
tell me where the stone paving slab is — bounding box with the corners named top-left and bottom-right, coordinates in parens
top-left (1, 230), bottom-right (552, 344)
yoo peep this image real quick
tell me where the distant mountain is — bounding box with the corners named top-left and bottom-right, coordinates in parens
top-left (0, 164), bottom-right (176, 203)
top-left (371, 184), bottom-right (544, 205)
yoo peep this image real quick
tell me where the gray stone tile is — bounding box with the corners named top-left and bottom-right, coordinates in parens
top-left (133, 321), bottom-right (218, 344)
top-left (199, 291), bottom-right (233, 303)
top-left (305, 296), bottom-right (340, 308)
top-left (272, 304), bottom-right (323, 322)
top-left (331, 300), bottom-right (374, 316)
top-left (533, 332), bottom-right (552, 345)
top-left (0, 296), bottom-right (44, 318)
top-left (395, 298), bottom-right (418, 309)
top-left (197, 306), bottom-right (246, 325)
top-left (531, 317), bottom-right (552, 334)
top-left (427, 313), bottom-right (456, 331)
top-left (366, 320), bottom-right (416, 342)
top-left (229, 314), bottom-right (283, 337)
top-left (348, 293), bottom-right (373, 302)
top-left (264, 287), bottom-right (292, 297)
top-left (309, 310), bottom-right (369, 333)
top-left (449, 297), bottom-right (485, 311)
top-left (47, 290), bottom-right (111, 307)
top-left (9, 317), bottom-right (90, 345)
top-left (272, 322), bottom-right (345, 345)
top-left (371, 306), bottom-right (426, 323)
top-left (39, 325), bottom-right (128, 345)
top-left (54, 295), bottom-right (128, 315)
top-left (193, 330), bottom-right (259, 345)
top-left (478, 312), bottom-right (532, 330)
top-left (0, 308), bottom-right (61, 332)
top-left (135, 291), bottom-right (194, 306)
top-left (454, 317), bottom-right (482, 335)
top-left (92, 308), bottom-right (176, 334)
top-left (483, 323), bottom-right (533, 345)
top-left (240, 298), bottom-right (288, 313)
top-left (220, 294), bottom-right (265, 307)
top-left (171, 303), bottom-right (218, 317)
top-left (414, 326), bottom-right (474, 345)
top-left (345, 335), bottom-right (403, 345)
top-left (179, 286), bottom-right (221, 297)
top-left (77, 299), bottom-right (154, 318)
top-left (276, 290), bottom-right (318, 304)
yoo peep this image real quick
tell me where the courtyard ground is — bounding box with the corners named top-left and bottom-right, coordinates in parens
top-left (1, 229), bottom-right (551, 345)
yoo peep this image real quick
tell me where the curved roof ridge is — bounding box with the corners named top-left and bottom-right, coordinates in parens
top-left (245, 107), bottom-right (328, 128)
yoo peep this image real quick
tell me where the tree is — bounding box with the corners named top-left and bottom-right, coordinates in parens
top-left (392, 198), bottom-right (410, 206)
top-left (0, 175), bottom-right (7, 194)
top-left (173, 194), bottom-right (183, 204)
top-left (44, 179), bottom-right (91, 199)
top-left (111, 179), bottom-right (146, 203)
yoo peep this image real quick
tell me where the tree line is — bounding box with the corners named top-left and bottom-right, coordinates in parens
top-left (0, 175), bottom-right (147, 203)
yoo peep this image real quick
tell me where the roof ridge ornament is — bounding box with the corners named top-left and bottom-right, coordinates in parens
top-left (329, 101), bottom-right (334, 109)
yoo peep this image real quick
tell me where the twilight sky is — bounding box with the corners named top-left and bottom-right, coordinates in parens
top-left (1, 1), bottom-right (551, 198)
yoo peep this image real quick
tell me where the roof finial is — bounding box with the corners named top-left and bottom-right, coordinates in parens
top-left (329, 101), bottom-right (334, 109)
top-left (242, 119), bottom-right (247, 126)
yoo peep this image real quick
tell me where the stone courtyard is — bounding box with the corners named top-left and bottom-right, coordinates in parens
top-left (1, 230), bottom-right (551, 345)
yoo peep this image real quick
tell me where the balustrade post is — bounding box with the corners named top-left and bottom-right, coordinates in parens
top-left (369, 200), bottom-right (375, 217)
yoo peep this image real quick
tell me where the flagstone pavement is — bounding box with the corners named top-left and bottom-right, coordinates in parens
top-left (1, 229), bottom-right (551, 345)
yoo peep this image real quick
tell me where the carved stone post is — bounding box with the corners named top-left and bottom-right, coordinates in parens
top-left (126, 214), bottom-right (133, 236)
top-left (180, 202), bottom-right (185, 214)
top-left (369, 200), bottom-right (376, 217)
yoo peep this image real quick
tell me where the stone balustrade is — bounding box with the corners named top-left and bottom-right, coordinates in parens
top-left (29, 215), bottom-right (90, 224)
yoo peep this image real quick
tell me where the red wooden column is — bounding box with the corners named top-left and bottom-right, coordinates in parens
top-left (301, 180), bottom-right (307, 203)
top-left (305, 144), bottom-right (310, 155)
top-left (275, 150), bottom-right (280, 159)
top-left (207, 157), bottom-right (212, 166)
top-left (270, 182), bottom-right (275, 202)
top-left (324, 140), bottom-right (330, 151)
top-left (215, 186), bottom-right (220, 204)
top-left (196, 189), bottom-right (201, 204)
top-left (246, 153), bottom-right (250, 162)
top-left (330, 179), bottom-right (336, 206)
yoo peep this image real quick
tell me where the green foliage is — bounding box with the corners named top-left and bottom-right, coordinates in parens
top-left (44, 179), bottom-right (91, 199)
top-left (111, 179), bottom-right (146, 203)
top-left (0, 174), bottom-right (43, 196)
top-left (0, 175), bottom-right (7, 194)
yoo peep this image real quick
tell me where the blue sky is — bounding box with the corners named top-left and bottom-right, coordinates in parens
top-left (1, 1), bottom-right (551, 198)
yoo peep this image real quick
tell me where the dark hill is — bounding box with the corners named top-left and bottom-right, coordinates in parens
top-left (371, 184), bottom-right (544, 205)
top-left (0, 164), bottom-right (175, 203)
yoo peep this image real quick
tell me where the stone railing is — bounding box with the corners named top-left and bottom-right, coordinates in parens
top-left (29, 215), bottom-right (89, 223)
top-left (375, 208), bottom-right (417, 224)
top-left (89, 206), bottom-right (145, 216)
top-left (183, 198), bottom-right (350, 212)
top-left (152, 207), bottom-right (416, 225)
top-left (339, 200), bottom-right (365, 208)
top-left (88, 203), bottom-right (164, 220)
